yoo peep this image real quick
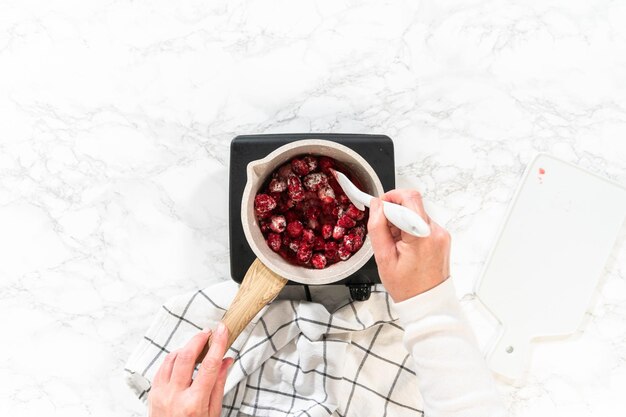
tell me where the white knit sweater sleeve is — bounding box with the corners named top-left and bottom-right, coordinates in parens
top-left (391, 278), bottom-right (507, 417)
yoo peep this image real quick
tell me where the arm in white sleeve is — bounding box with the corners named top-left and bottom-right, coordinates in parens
top-left (392, 278), bottom-right (506, 417)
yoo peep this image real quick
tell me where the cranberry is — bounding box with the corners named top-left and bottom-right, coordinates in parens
top-left (332, 225), bottom-right (346, 240)
top-left (317, 186), bottom-right (335, 203)
top-left (303, 156), bottom-right (318, 172)
top-left (302, 228), bottom-right (315, 244)
top-left (313, 236), bottom-right (325, 251)
top-left (311, 253), bottom-right (327, 269)
top-left (345, 204), bottom-right (364, 220)
top-left (337, 214), bottom-right (356, 229)
top-left (338, 244), bottom-right (351, 260)
top-left (353, 234), bottom-right (364, 251)
top-left (324, 241), bottom-right (339, 261)
top-left (321, 223), bottom-right (333, 240)
top-left (277, 164), bottom-right (294, 178)
top-left (291, 158), bottom-right (310, 176)
top-left (287, 176), bottom-right (305, 202)
top-left (303, 172), bottom-right (328, 191)
top-left (269, 215), bottom-right (286, 233)
top-left (255, 194), bottom-right (276, 216)
top-left (342, 233), bottom-right (363, 253)
top-left (284, 235), bottom-right (300, 253)
top-left (287, 220), bottom-right (304, 238)
top-left (269, 178), bottom-right (287, 193)
top-left (297, 243), bottom-right (313, 263)
top-left (267, 233), bottom-right (282, 252)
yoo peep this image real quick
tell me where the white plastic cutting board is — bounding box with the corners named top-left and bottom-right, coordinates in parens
top-left (476, 154), bottom-right (626, 381)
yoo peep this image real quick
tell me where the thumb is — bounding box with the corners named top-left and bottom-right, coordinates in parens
top-left (367, 198), bottom-right (397, 266)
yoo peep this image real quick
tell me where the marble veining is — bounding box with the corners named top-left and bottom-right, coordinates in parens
top-left (1, 0), bottom-right (625, 416)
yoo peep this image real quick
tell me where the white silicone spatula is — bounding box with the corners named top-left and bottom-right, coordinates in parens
top-left (331, 169), bottom-right (431, 237)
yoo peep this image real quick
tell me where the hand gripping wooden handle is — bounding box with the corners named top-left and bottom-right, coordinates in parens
top-left (198, 258), bottom-right (288, 362)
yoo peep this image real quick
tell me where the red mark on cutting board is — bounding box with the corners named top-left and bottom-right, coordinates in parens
top-left (538, 167), bottom-right (545, 184)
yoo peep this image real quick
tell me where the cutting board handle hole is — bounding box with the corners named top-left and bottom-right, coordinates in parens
top-left (506, 346), bottom-right (514, 354)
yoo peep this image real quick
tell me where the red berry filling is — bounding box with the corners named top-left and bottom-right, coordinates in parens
top-left (269, 215), bottom-right (286, 233)
top-left (267, 233), bottom-right (282, 252)
top-left (254, 194), bottom-right (277, 218)
top-left (311, 253), bottom-right (327, 269)
top-left (256, 154), bottom-right (369, 269)
top-left (286, 220), bottom-right (304, 238)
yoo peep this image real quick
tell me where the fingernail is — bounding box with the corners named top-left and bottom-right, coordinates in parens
top-left (216, 322), bottom-right (227, 336)
top-left (201, 328), bottom-right (212, 334)
top-left (224, 357), bottom-right (234, 368)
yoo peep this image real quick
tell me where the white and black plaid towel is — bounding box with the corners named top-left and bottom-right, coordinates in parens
top-left (125, 280), bottom-right (424, 416)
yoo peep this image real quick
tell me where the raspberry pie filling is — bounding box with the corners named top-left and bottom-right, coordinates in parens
top-left (254, 155), bottom-right (368, 269)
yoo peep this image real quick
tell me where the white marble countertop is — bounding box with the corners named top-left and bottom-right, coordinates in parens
top-left (1, 1), bottom-right (625, 416)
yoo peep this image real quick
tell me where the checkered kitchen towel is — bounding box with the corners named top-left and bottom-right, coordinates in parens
top-left (125, 280), bottom-right (424, 416)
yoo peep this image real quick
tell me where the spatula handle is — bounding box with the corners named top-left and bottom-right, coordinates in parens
top-left (382, 200), bottom-right (431, 237)
top-left (198, 258), bottom-right (287, 362)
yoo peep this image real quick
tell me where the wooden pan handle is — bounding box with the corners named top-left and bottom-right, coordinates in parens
top-left (198, 258), bottom-right (287, 362)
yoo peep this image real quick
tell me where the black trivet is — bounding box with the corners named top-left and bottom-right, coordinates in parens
top-left (229, 133), bottom-right (395, 300)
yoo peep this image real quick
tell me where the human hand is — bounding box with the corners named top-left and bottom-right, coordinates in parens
top-left (148, 323), bottom-right (234, 417)
top-left (367, 190), bottom-right (451, 302)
